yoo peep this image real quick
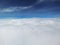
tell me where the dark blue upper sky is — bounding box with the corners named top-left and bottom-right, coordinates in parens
top-left (0, 0), bottom-right (60, 18)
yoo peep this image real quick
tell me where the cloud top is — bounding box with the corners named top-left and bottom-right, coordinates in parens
top-left (0, 18), bottom-right (60, 45)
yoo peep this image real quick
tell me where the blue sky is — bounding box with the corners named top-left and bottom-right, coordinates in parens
top-left (0, 10), bottom-right (60, 18)
top-left (0, 0), bottom-right (60, 18)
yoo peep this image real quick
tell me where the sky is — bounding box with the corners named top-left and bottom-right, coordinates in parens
top-left (0, 0), bottom-right (60, 45)
top-left (0, 0), bottom-right (60, 18)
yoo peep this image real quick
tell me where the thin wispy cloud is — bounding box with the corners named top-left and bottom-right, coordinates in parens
top-left (0, 6), bottom-right (32, 12)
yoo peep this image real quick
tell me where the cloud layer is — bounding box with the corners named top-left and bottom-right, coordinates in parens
top-left (0, 18), bottom-right (60, 45)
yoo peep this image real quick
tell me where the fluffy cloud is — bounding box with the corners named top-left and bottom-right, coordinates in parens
top-left (0, 18), bottom-right (60, 45)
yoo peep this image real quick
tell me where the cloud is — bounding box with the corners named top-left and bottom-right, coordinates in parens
top-left (0, 6), bottom-right (32, 12)
top-left (0, 18), bottom-right (60, 45)
top-left (0, 8), bottom-right (15, 12)
top-left (35, 0), bottom-right (60, 5)
top-left (39, 0), bottom-right (60, 2)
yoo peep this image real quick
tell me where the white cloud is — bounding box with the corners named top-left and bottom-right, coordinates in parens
top-left (0, 18), bottom-right (60, 45)
top-left (35, 0), bottom-right (60, 5)
top-left (0, 8), bottom-right (15, 12)
top-left (0, 6), bottom-right (32, 12)
top-left (38, 0), bottom-right (59, 2)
